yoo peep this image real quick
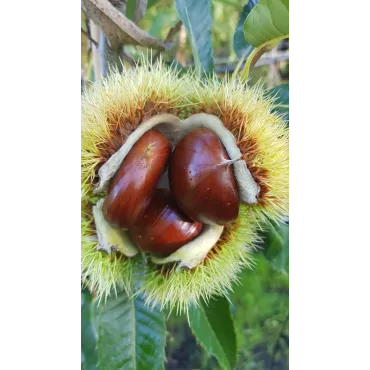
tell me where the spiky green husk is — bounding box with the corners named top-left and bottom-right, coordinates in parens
top-left (81, 63), bottom-right (192, 301)
top-left (81, 202), bottom-right (134, 302)
top-left (81, 62), bottom-right (191, 188)
top-left (138, 206), bottom-right (260, 314)
top-left (81, 61), bottom-right (288, 308)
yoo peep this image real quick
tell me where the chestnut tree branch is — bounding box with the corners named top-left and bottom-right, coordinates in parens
top-left (81, 28), bottom-right (99, 47)
top-left (82, 0), bottom-right (166, 51)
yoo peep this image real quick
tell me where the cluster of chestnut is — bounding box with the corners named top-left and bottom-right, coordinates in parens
top-left (101, 127), bottom-right (240, 257)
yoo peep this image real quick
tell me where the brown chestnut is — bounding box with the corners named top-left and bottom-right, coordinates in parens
top-left (128, 189), bottom-right (203, 256)
top-left (102, 130), bottom-right (171, 228)
top-left (169, 128), bottom-right (239, 225)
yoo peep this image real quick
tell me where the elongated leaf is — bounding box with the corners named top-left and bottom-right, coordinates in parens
top-left (240, 0), bottom-right (289, 81)
top-left (267, 84), bottom-right (289, 123)
top-left (81, 290), bottom-right (98, 370)
top-left (175, 0), bottom-right (214, 75)
top-left (97, 289), bottom-right (166, 370)
top-left (233, 0), bottom-right (258, 59)
top-left (189, 296), bottom-right (237, 370)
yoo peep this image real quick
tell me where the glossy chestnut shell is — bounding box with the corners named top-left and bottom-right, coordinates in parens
top-left (102, 129), bottom-right (171, 229)
top-left (128, 189), bottom-right (203, 256)
top-left (169, 128), bottom-right (239, 225)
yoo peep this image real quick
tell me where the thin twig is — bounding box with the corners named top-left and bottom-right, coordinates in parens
top-left (81, 28), bottom-right (99, 47)
top-left (82, 0), bottom-right (165, 51)
top-left (89, 20), bottom-right (102, 82)
top-left (86, 25), bottom-right (93, 60)
top-left (122, 51), bottom-right (135, 66)
top-left (153, 21), bottom-right (183, 62)
top-left (163, 21), bottom-right (183, 45)
top-left (82, 8), bottom-right (97, 60)
top-left (84, 8), bottom-right (92, 37)
top-left (215, 53), bottom-right (289, 74)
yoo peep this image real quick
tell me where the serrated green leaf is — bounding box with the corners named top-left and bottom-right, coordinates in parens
top-left (81, 290), bottom-right (98, 370)
top-left (267, 84), bottom-right (289, 123)
top-left (263, 222), bottom-right (289, 275)
top-left (97, 288), bottom-right (166, 370)
top-left (189, 296), bottom-right (237, 370)
top-left (175, 0), bottom-right (214, 76)
top-left (233, 0), bottom-right (258, 59)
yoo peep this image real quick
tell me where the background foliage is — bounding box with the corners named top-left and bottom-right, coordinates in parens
top-left (81, 1), bottom-right (289, 369)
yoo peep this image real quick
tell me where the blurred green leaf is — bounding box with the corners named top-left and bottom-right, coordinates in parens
top-left (81, 290), bottom-right (98, 370)
top-left (126, 0), bottom-right (137, 20)
top-left (263, 222), bottom-right (289, 275)
top-left (148, 12), bottom-right (170, 38)
top-left (189, 296), bottom-right (237, 369)
top-left (175, 0), bottom-right (214, 75)
top-left (214, 0), bottom-right (241, 8)
top-left (267, 84), bottom-right (289, 123)
top-left (97, 289), bottom-right (166, 370)
top-left (126, 0), bottom-right (161, 21)
top-left (230, 254), bottom-right (289, 368)
top-left (164, 60), bottom-right (187, 75)
top-left (241, 0), bottom-right (289, 81)
top-left (233, 0), bottom-right (258, 59)
top-left (269, 84), bottom-right (289, 106)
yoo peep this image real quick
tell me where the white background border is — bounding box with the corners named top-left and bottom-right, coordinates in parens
top-left (0, 1), bottom-right (369, 369)
top-left (289, 1), bottom-right (370, 368)
top-left (0, 1), bottom-right (81, 369)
